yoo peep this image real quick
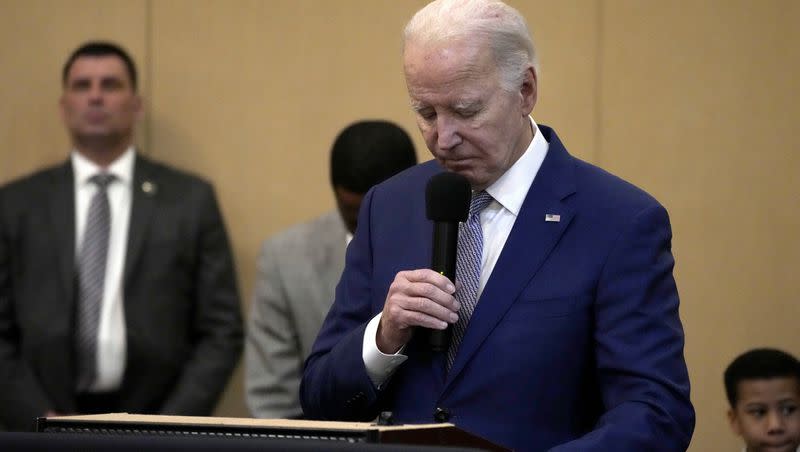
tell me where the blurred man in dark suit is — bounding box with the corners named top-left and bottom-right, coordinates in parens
top-left (0, 41), bottom-right (243, 431)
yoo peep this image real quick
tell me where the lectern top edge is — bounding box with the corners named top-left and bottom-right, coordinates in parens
top-left (40, 412), bottom-right (456, 432)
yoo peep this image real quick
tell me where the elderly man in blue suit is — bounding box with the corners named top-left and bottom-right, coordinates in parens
top-left (300, 0), bottom-right (695, 450)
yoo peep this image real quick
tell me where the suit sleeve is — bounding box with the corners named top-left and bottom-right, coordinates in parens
top-left (159, 184), bottom-right (244, 415)
top-left (551, 204), bottom-right (695, 451)
top-left (0, 190), bottom-right (54, 431)
top-left (300, 188), bottom-right (384, 421)
top-left (244, 239), bottom-right (304, 418)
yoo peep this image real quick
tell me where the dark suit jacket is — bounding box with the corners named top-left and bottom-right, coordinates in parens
top-left (0, 154), bottom-right (243, 431)
top-left (300, 126), bottom-right (695, 451)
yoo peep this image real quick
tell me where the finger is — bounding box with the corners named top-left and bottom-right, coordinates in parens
top-left (406, 310), bottom-right (450, 330)
top-left (391, 272), bottom-right (459, 312)
top-left (399, 269), bottom-right (455, 294)
top-left (394, 295), bottom-right (459, 324)
top-left (385, 300), bottom-right (451, 330)
top-left (400, 281), bottom-right (460, 313)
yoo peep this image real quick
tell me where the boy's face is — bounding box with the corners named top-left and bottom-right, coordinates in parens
top-left (728, 377), bottom-right (800, 452)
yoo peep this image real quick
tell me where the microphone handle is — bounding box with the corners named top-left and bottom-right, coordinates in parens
top-left (429, 221), bottom-right (458, 352)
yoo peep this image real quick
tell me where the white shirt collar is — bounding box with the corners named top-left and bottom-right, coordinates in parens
top-left (485, 117), bottom-right (549, 216)
top-left (71, 147), bottom-right (136, 187)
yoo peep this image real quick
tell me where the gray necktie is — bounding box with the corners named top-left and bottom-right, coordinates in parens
top-left (447, 191), bottom-right (493, 370)
top-left (75, 173), bottom-right (115, 391)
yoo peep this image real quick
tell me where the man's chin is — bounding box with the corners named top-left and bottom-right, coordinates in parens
top-left (73, 133), bottom-right (127, 149)
top-left (439, 162), bottom-right (470, 179)
top-left (75, 129), bottom-right (113, 139)
top-left (757, 441), bottom-right (800, 452)
top-left (442, 158), bottom-right (471, 172)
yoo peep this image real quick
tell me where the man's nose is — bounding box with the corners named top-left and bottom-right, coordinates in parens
top-left (766, 411), bottom-right (786, 434)
top-left (88, 84), bottom-right (104, 103)
top-left (436, 115), bottom-right (462, 150)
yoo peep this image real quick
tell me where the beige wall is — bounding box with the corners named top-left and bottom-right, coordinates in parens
top-left (1, 0), bottom-right (798, 449)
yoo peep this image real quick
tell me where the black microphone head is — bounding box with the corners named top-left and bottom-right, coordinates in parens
top-left (426, 172), bottom-right (471, 222)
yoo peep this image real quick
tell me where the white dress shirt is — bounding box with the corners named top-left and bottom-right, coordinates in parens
top-left (72, 147), bottom-right (134, 392)
top-left (362, 118), bottom-right (550, 386)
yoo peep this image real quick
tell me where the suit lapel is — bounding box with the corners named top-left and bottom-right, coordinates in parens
top-left (49, 161), bottom-right (76, 304)
top-left (444, 128), bottom-right (577, 388)
top-left (123, 155), bottom-right (158, 286)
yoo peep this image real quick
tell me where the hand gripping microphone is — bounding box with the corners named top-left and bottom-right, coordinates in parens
top-left (425, 172), bottom-right (471, 352)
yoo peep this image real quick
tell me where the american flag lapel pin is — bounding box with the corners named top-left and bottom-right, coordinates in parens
top-left (141, 180), bottom-right (158, 196)
top-left (545, 213), bottom-right (561, 222)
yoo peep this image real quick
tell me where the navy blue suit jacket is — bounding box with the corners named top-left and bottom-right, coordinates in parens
top-left (300, 126), bottom-right (694, 451)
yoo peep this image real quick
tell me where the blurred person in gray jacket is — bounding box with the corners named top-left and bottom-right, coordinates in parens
top-left (245, 120), bottom-right (416, 418)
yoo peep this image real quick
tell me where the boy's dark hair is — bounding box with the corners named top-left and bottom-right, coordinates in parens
top-left (724, 348), bottom-right (800, 407)
top-left (330, 120), bottom-right (417, 194)
top-left (62, 41), bottom-right (138, 92)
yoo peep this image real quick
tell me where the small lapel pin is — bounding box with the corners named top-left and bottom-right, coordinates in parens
top-left (545, 213), bottom-right (561, 222)
top-left (141, 180), bottom-right (157, 195)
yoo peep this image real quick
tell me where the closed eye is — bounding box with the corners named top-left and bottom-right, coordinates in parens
top-left (417, 108), bottom-right (436, 121)
top-left (456, 109), bottom-right (478, 119)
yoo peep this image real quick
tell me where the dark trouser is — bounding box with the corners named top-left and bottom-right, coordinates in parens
top-left (75, 391), bottom-right (121, 415)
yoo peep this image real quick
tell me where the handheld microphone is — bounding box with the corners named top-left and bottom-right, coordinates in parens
top-left (425, 172), bottom-right (471, 352)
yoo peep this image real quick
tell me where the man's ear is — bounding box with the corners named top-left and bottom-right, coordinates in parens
top-left (58, 94), bottom-right (67, 124)
top-left (728, 407), bottom-right (742, 436)
top-left (133, 94), bottom-right (144, 121)
top-left (519, 66), bottom-right (537, 115)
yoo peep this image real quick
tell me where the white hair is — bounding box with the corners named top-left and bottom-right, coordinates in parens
top-left (403, 0), bottom-right (538, 91)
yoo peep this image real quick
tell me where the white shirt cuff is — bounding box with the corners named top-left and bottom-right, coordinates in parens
top-left (362, 313), bottom-right (408, 388)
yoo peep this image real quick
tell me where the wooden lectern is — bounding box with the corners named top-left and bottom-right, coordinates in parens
top-left (35, 413), bottom-right (508, 451)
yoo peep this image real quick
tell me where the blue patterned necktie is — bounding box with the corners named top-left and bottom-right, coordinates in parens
top-left (447, 190), bottom-right (493, 370)
top-left (75, 173), bottom-right (115, 391)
